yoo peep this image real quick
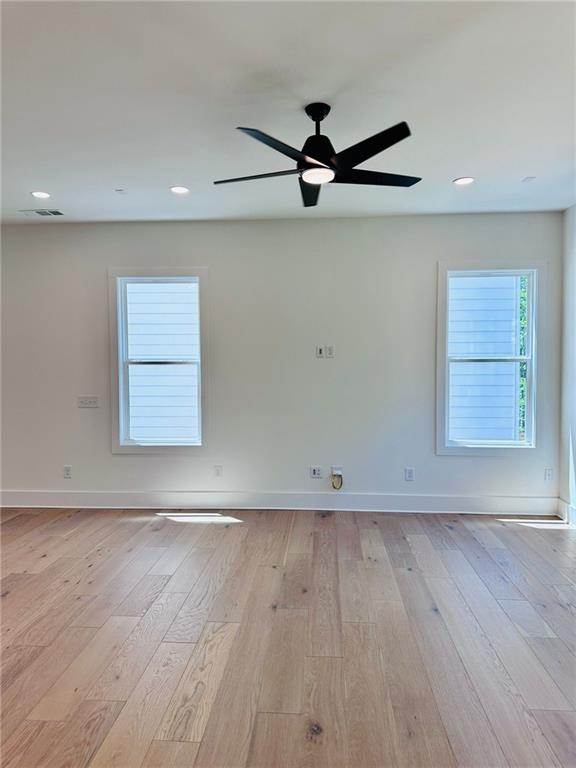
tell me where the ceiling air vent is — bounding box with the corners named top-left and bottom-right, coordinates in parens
top-left (18, 209), bottom-right (64, 217)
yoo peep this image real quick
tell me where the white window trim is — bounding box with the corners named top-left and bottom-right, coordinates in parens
top-left (108, 267), bottom-right (210, 454)
top-left (436, 260), bottom-right (540, 456)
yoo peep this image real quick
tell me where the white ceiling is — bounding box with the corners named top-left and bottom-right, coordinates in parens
top-left (2, 1), bottom-right (575, 223)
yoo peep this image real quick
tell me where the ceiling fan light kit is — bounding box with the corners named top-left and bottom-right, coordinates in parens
top-left (214, 102), bottom-right (422, 207)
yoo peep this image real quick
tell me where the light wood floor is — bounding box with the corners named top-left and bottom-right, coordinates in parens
top-left (1, 508), bottom-right (575, 768)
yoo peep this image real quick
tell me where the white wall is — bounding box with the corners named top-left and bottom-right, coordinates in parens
top-left (561, 205), bottom-right (576, 522)
top-left (1, 213), bottom-right (563, 512)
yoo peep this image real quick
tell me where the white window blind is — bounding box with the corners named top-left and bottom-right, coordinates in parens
top-left (117, 276), bottom-right (202, 446)
top-left (444, 269), bottom-right (536, 448)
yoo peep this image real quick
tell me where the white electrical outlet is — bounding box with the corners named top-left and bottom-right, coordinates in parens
top-left (63, 465), bottom-right (72, 480)
top-left (77, 396), bottom-right (99, 408)
top-left (316, 346), bottom-right (325, 358)
top-left (310, 466), bottom-right (323, 479)
top-left (404, 467), bottom-right (415, 482)
top-left (544, 468), bottom-right (554, 481)
top-left (325, 345), bottom-right (335, 359)
top-left (214, 465), bottom-right (223, 477)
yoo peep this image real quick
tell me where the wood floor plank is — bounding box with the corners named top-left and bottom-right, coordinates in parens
top-left (338, 559), bottom-right (371, 622)
top-left (246, 713), bottom-right (301, 768)
top-left (308, 527), bottom-right (342, 657)
top-left (42, 700), bottom-right (125, 768)
top-left (526, 638), bottom-right (576, 708)
top-left (263, 509), bottom-right (295, 565)
top-left (12, 593), bottom-right (95, 646)
top-left (148, 524), bottom-right (208, 576)
top-left (157, 621), bottom-right (238, 742)
top-left (426, 575), bottom-right (563, 767)
top-left (258, 608), bottom-right (306, 714)
top-left (532, 710), bottom-right (576, 768)
top-left (442, 549), bottom-right (571, 710)
top-left (164, 526), bottom-right (247, 643)
top-left (1, 508), bottom-right (37, 523)
top-left (287, 510), bottom-right (314, 555)
top-left (395, 568), bottom-right (509, 768)
top-left (342, 622), bottom-right (397, 768)
top-left (115, 574), bottom-right (171, 616)
top-left (142, 740), bottom-right (200, 767)
top-left (1, 644), bottom-right (43, 690)
top-left (373, 599), bottom-right (457, 768)
top-left (194, 565), bottom-right (282, 768)
top-left (299, 656), bottom-right (349, 767)
top-left (1, 626), bottom-right (97, 744)
top-left (207, 543), bottom-right (260, 622)
top-left (442, 518), bottom-right (524, 599)
top-left (195, 523), bottom-right (228, 549)
top-left (0, 720), bottom-right (46, 768)
top-left (250, 510), bottom-right (294, 565)
top-left (2, 558), bottom-right (85, 642)
top-left (278, 552), bottom-right (311, 610)
top-left (2, 534), bottom-right (63, 575)
top-left (74, 547), bottom-right (165, 597)
top-left (407, 533), bottom-right (450, 577)
top-left (376, 514), bottom-right (414, 557)
top-left (488, 546), bottom-right (576, 655)
top-left (335, 511), bottom-right (362, 560)
top-left (88, 592), bottom-right (188, 701)
top-left (0, 509), bottom-right (62, 545)
top-left (462, 519), bottom-right (507, 550)
top-left (4, 721), bottom-right (67, 768)
top-left (414, 514), bottom-right (459, 550)
top-left (90, 642), bottom-right (195, 768)
top-left (498, 598), bottom-right (558, 638)
top-left (71, 593), bottom-right (136, 629)
top-left (29, 615), bottom-right (139, 720)
top-left (360, 527), bottom-right (402, 602)
top-left (163, 547), bottom-right (213, 593)
top-left (511, 522), bottom-right (576, 570)
top-left (493, 524), bottom-right (574, 586)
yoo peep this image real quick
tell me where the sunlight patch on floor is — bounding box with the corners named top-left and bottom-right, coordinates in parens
top-left (496, 518), bottom-right (574, 530)
top-left (155, 512), bottom-right (243, 524)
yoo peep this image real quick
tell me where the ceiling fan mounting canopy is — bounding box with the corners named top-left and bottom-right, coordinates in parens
top-left (213, 102), bottom-right (422, 207)
top-left (304, 102), bottom-right (331, 124)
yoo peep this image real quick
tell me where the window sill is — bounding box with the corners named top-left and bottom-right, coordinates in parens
top-left (112, 442), bottom-right (203, 455)
top-left (436, 442), bottom-right (535, 457)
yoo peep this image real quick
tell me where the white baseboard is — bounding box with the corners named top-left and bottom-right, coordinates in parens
top-left (558, 499), bottom-right (576, 524)
top-left (0, 489), bottom-right (562, 516)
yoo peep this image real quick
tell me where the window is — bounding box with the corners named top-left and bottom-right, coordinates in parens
top-left (438, 268), bottom-right (537, 451)
top-left (114, 274), bottom-right (202, 447)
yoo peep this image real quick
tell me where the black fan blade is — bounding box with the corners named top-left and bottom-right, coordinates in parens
top-left (332, 169), bottom-right (421, 187)
top-left (299, 178), bottom-right (320, 207)
top-left (333, 122), bottom-right (411, 169)
top-left (237, 127), bottom-right (327, 167)
top-left (214, 169), bottom-right (300, 185)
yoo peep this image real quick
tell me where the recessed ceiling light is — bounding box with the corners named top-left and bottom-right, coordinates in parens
top-left (170, 186), bottom-right (190, 195)
top-left (301, 167), bottom-right (335, 185)
top-left (31, 190), bottom-right (51, 199)
top-left (452, 177), bottom-right (475, 186)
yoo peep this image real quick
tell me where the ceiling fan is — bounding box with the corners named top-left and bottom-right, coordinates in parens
top-left (214, 102), bottom-right (421, 207)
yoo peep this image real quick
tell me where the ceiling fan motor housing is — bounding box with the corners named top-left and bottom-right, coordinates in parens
top-left (300, 134), bottom-right (336, 169)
